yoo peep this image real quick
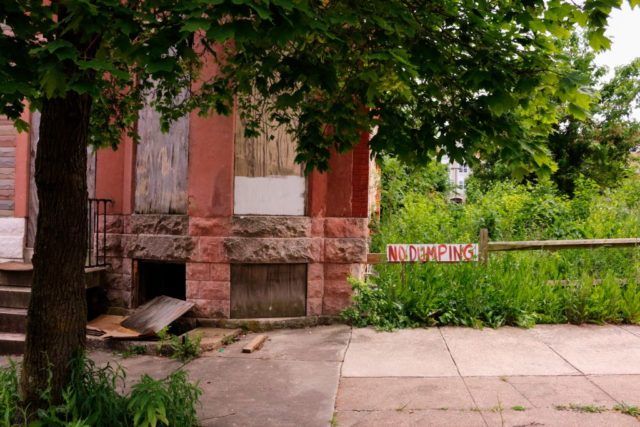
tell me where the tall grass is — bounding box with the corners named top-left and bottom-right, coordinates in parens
top-left (346, 175), bottom-right (640, 329)
top-left (0, 354), bottom-right (201, 427)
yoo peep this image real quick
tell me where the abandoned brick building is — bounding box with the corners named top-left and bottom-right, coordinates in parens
top-left (0, 101), bottom-right (378, 320)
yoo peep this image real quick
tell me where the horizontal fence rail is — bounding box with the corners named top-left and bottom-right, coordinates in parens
top-left (487, 238), bottom-right (640, 252)
top-left (368, 228), bottom-right (640, 265)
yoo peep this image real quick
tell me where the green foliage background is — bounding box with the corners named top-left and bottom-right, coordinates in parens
top-left (345, 161), bottom-right (640, 330)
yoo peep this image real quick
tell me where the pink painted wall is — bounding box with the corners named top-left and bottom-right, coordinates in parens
top-left (13, 107), bottom-right (31, 218)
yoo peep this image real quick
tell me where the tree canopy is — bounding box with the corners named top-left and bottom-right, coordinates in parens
top-left (471, 37), bottom-right (640, 195)
top-left (2, 0), bottom-right (638, 173)
top-left (1, 0), bottom-right (639, 407)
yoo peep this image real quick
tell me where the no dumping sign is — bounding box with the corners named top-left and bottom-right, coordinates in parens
top-left (386, 243), bottom-right (478, 263)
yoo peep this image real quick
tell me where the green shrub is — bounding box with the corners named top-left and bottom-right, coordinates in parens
top-left (0, 354), bottom-right (201, 427)
top-left (349, 173), bottom-right (640, 330)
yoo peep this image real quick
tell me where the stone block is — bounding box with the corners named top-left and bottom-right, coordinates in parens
top-left (125, 235), bottom-right (196, 261)
top-left (324, 238), bottom-right (368, 263)
top-left (0, 217), bottom-right (25, 236)
top-left (324, 217), bottom-right (369, 238)
top-left (189, 298), bottom-right (230, 318)
top-left (187, 263), bottom-right (210, 281)
top-left (210, 263), bottom-right (231, 281)
top-left (128, 214), bottom-right (188, 235)
top-left (324, 279), bottom-right (353, 298)
top-left (103, 234), bottom-right (124, 257)
top-left (196, 237), bottom-right (228, 263)
top-left (0, 236), bottom-right (23, 259)
top-left (189, 217), bottom-right (231, 237)
top-left (325, 263), bottom-right (354, 280)
top-left (307, 279), bottom-right (324, 299)
top-left (307, 298), bottom-right (323, 316)
top-left (310, 238), bottom-right (324, 262)
top-left (323, 295), bottom-right (352, 315)
top-left (311, 218), bottom-right (324, 237)
top-left (106, 289), bottom-right (132, 309)
top-left (186, 280), bottom-right (230, 300)
top-left (224, 237), bottom-right (314, 263)
top-left (100, 215), bottom-right (124, 234)
top-left (231, 215), bottom-right (312, 238)
top-left (104, 273), bottom-right (131, 291)
top-left (307, 263), bottom-right (324, 281)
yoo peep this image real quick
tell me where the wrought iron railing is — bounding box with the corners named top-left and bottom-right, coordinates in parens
top-left (86, 198), bottom-right (112, 268)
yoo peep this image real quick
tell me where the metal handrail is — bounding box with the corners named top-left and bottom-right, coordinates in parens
top-left (86, 198), bottom-right (113, 268)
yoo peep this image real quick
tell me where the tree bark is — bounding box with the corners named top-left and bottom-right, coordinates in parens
top-left (20, 93), bottom-right (91, 407)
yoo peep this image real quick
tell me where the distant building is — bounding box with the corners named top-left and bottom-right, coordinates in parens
top-left (441, 155), bottom-right (471, 203)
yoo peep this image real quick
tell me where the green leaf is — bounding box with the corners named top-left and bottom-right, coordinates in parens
top-left (487, 91), bottom-right (517, 116)
top-left (588, 30), bottom-right (612, 51)
top-left (181, 18), bottom-right (211, 32)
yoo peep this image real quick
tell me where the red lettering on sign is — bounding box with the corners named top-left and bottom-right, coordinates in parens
top-left (463, 244), bottom-right (475, 261)
top-left (452, 245), bottom-right (462, 262)
top-left (409, 245), bottom-right (418, 262)
top-left (398, 245), bottom-right (407, 261)
top-left (387, 245), bottom-right (398, 262)
top-left (438, 244), bottom-right (448, 261)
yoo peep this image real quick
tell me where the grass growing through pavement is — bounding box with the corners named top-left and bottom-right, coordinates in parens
top-left (344, 175), bottom-right (640, 330)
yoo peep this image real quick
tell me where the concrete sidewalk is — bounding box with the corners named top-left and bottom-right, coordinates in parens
top-left (5, 323), bottom-right (640, 426)
top-left (337, 325), bottom-right (640, 426)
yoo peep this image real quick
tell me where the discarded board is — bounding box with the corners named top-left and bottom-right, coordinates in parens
top-left (242, 334), bottom-right (267, 353)
top-left (121, 295), bottom-right (194, 336)
top-left (87, 315), bottom-right (143, 339)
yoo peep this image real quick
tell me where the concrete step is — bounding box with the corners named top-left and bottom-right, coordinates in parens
top-left (0, 263), bottom-right (33, 287)
top-left (0, 307), bottom-right (27, 333)
top-left (0, 332), bottom-right (25, 355)
top-left (0, 285), bottom-right (30, 308)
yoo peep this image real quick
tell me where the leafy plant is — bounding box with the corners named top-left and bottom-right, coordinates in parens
top-left (0, 354), bottom-right (201, 427)
top-left (347, 167), bottom-right (640, 330)
top-left (156, 327), bottom-right (202, 362)
top-left (119, 346), bottom-right (147, 359)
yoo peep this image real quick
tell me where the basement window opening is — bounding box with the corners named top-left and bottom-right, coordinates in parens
top-left (135, 260), bottom-right (186, 307)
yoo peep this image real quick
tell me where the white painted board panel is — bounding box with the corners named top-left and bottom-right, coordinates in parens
top-left (234, 176), bottom-right (305, 215)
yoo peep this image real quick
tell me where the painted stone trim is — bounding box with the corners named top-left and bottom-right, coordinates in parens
top-left (127, 214), bottom-right (188, 236)
top-left (231, 215), bottom-right (311, 238)
top-left (224, 237), bottom-right (317, 264)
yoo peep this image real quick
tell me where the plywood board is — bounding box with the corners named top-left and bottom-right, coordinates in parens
top-left (234, 108), bottom-right (303, 177)
top-left (135, 99), bottom-right (189, 214)
top-left (87, 314), bottom-right (142, 339)
top-left (234, 176), bottom-right (306, 215)
top-left (231, 264), bottom-right (307, 318)
top-left (121, 295), bottom-right (194, 335)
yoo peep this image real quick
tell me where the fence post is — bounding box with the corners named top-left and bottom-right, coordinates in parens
top-left (479, 228), bottom-right (489, 265)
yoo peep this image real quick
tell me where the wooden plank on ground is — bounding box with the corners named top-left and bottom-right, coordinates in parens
top-left (242, 334), bottom-right (267, 353)
top-left (87, 314), bottom-right (142, 339)
top-left (121, 295), bottom-right (194, 335)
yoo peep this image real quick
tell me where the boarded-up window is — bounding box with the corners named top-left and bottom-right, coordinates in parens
top-left (234, 106), bottom-right (305, 215)
top-left (135, 100), bottom-right (189, 214)
top-left (0, 116), bottom-right (16, 217)
top-left (231, 263), bottom-right (307, 318)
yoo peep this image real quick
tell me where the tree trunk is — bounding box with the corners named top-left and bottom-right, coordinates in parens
top-left (20, 93), bottom-right (91, 407)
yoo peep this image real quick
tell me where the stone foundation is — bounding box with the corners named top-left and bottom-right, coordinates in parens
top-left (102, 214), bottom-right (368, 318)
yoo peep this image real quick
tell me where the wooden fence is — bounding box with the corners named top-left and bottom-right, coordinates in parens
top-left (368, 228), bottom-right (640, 265)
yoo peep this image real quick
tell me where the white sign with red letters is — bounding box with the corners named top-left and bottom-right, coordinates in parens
top-left (386, 243), bottom-right (478, 263)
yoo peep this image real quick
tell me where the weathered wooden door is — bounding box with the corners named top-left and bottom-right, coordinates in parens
top-left (231, 264), bottom-right (307, 318)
